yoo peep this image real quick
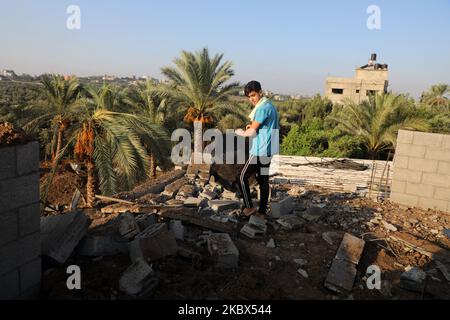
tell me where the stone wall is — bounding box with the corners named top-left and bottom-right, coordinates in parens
top-left (0, 141), bottom-right (41, 299)
top-left (391, 130), bottom-right (450, 213)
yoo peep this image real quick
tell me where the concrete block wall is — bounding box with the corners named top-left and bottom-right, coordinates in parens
top-left (0, 141), bottom-right (41, 299)
top-left (391, 130), bottom-right (450, 213)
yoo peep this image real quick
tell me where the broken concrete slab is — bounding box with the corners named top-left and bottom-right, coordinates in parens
top-left (119, 258), bottom-right (158, 296)
top-left (101, 203), bottom-right (141, 214)
top-left (324, 233), bottom-right (365, 293)
top-left (276, 215), bottom-right (305, 231)
top-left (183, 197), bottom-right (208, 208)
top-left (443, 229), bottom-right (450, 239)
top-left (335, 233), bottom-right (365, 265)
top-left (177, 184), bottom-right (197, 198)
top-left (199, 189), bottom-right (218, 201)
top-left (119, 212), bottom-right (140, 239)
top-left (135, 213), bottom-right (156, 231)
top-left (162, 177), bottom-right (189, 198)
top-left (207, 233), bottom-right (239, 269)
top-left (249, 215), bottom-right (267, 233)
top-left (221, 189), bottom-right (238, 200)
top-left (400, 267), bottom-right (427, 292)
top-left (209, 200), bottom-right (241, 213)
top-left (300, 206), bottom-right (327, 222)
top-left (76, 235), bottom-right (129, 257)
top-left (324, 259), bottom-right (358, 293)
top-left (269, 196), bottom-right (294, 218)
top-left (41, 210), bottom-right (90, 265)
top-left (129, 223), bottom-right (178, 263)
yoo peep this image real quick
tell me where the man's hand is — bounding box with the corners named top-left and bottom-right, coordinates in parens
top-left (235, 121), bottom-right (261, 137)
top-left (235, 128), bottom-right (245, 136)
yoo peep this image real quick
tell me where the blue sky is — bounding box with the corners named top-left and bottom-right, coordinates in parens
top-left (1, 0), bottom-right (449, 97)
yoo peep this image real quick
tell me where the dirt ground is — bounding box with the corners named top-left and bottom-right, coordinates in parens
top-left (40, 167), bottom-right (450, 300)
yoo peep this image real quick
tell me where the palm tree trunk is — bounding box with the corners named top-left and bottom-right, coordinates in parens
top-left (53, 126), bottom-right (64, 162)
top-left (86, 159), bottom-right (97, 208)
top-left (149, 153), bottom-right (157, 179)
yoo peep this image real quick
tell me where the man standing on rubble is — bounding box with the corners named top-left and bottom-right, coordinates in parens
top-left (235, 81), bottom-right (279, 218)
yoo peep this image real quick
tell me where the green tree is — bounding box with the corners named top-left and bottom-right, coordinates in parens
top-left (160, 48), bottom-right (243, 154)
top-left (331, 93), bottom-right (430, 159)
top-left (420, 84), bottom-right (449, 110)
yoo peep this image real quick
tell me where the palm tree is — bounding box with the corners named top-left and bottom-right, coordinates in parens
top-left (72, 107), bottom-right (171, 207)
top-left (420, 84), bottom-right (449, 110)
top-left (87, 83), bottom-right (127, 113)
top-left (160, 48), bottom-right (242, 155)
top-left (124, 80), bottom-right (176, 178)
top-left (331, 93), bottom-right (430, 159)
top-left (24, 75), bottom-right (83, 162)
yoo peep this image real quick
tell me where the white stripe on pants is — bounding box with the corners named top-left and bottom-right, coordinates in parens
top-left (240, 155), bottom-right (254, 208)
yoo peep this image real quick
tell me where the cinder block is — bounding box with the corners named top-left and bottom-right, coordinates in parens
top-left (76, 235), bottom-right (129, 257)
top-left (413, 131), bottom-right (443, 148)
top-left (269, 196), bottom-right (294, 218)
top-left (394, 155), bottom-right (409, 169)
top-left (438, 161), bottom-right (450, 175)
top-left (19, 258), bottom-right (41, 293)
top-left (0, 210), bottom-right (18, 247)
top-left (15, 141), bottom-right (39, 176)
top-left (433, 188), bottom-right (450, 202)
top-left (406, 183), bottom-right (434, 198)
top-left (41, 211), bottom-right (90, 265)
top-left (0, 269), bottom-right (20, 300)
top-left (391, 180), bottom-right (406, 193)
top-left (207, 233), bottom-right (239, 269)
top-left (129, 223), bottom-right (178, 263)
top-left (408, 158), bottom-right (438, 173)
top-left (0, 173), bottom-right (40, 212)
top-left (18, 203), bottom-right (40, 237)
top-left (119, 258), bottom-right (157, 296)
top-left (422, 173), bottom-right (450, 188)
top-left (0, 232), bottom-right (40, 276)
top-left (418, 197), bottom-right (448, 212)
top-left (0, 146), bottom-right (16, 181)
top-left (425, 148), bottom-right (450, 161)
top-left (397, 130), bottom-right (414, 144)
top-left (393, 168), bottom-right (422, 183)
top-left (391, 192), bottom-right (419, 207)
top-left (396, 143), bottom-right (426, 158)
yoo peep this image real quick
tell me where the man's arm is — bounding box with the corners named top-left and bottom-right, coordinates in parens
top-left (235, 121), bottom-right (261, 137)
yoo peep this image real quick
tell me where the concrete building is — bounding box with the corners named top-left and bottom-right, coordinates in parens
top-left (325, 54), bottom-right (389, 105)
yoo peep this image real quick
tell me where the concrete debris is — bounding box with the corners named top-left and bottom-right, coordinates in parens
top-left (300, 206), bottom-right (327, 222)
top-left (119, 258), bottom-right (158, 296)
top-left (249, 215), bottom-right (268, 233)
top-left (293, 258), bottom-right (308, 266)
top-left (297, 268), bottom-right (309, 278)
top-left (381, 220), bottom-right (398, 232)
top-left (119, 212), bottom-right (140, 239)
top-left (209, 200), bottom-right (241, 213)
top-left (400, 267), bottom-right (427, 292)
top-left (443, 228), bottom-right (450, 239)
top-left (221, 189), bottom-right (238, 200)
top-left (101, 203), bottom-right (141, 214)
top-left (135, 213), bottom-right (156, 231)
top-left (41, 210), bottom-right (91, 265)
top-left (207, 233), bottom-right (239, 269)
top-left (266, 238), bottom-right (276, 248)
top-left (379, 280), bottom-right (393, 298)
top-left (162, 178), bottom-right (189, 198)
top-left (76, 235), bottom-right (129, 257)
top-left (276, 215), bottom-right (305, 231)
top-left (199, 190), bottom-right (218, 201)
top-left (129, 223), bottom-right (178, 263)
top-left (269, 196), bottom-right (294, 218)
top-left (322, 232), bottom-right (335, 245)
top-left (177, 184), bottom-right (197, 198)
top-left (183, 197), bottom-right (208, 208)
top-left (435, 261), bottom-right (450, 283)
top-left (240, 224), bottom-right (266, 239)
top-left (325, 233), bottom-right (365, 293)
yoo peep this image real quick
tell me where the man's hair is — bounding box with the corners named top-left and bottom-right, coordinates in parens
top-left (244, 81), bottom-right (262, 97)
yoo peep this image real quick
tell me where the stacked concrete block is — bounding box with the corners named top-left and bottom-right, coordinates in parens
top-left (391, 130), bottom-right (450, 213)
top-left (0, 141), bottom-right (41, 300)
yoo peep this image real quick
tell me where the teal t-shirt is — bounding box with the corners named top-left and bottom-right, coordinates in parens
top-left (250, 100), bottom-right (280, 157)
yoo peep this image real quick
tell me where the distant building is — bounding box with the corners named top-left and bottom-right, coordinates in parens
top-left (102, 75), bottom-right (117, 81)
top-left (325, 54), bottom-right (389, 104)
top-left (2, 69), bottom-right (16, 78)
